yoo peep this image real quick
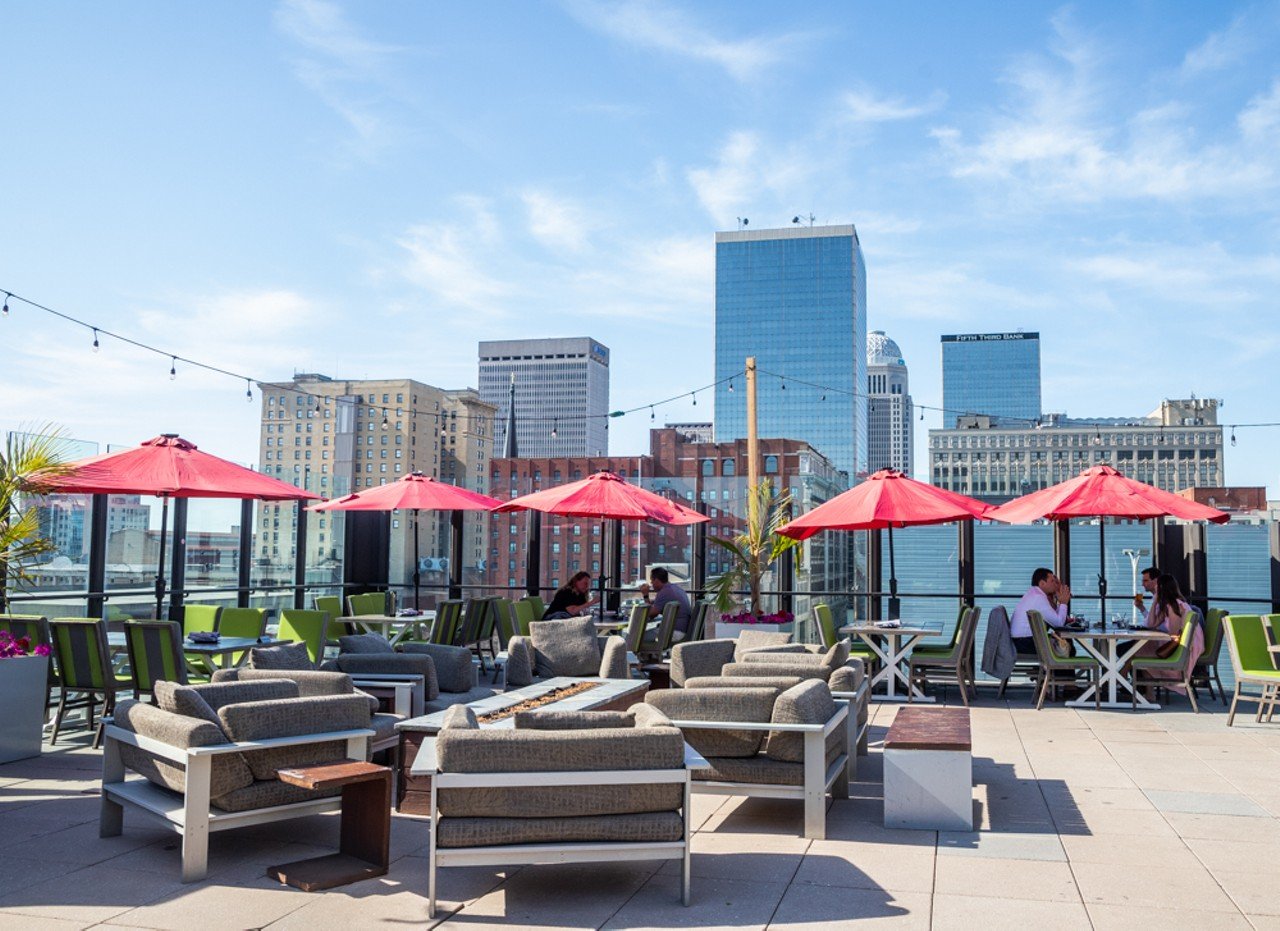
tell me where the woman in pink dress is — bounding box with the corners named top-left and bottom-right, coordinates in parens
top-left (1135, 574), bottom-right (1204, 693)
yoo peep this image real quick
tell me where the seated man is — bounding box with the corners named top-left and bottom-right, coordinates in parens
top-left (1009, 566), bottom-right (1071, 655)
top-left (639, 567), bottom-right (691, 642)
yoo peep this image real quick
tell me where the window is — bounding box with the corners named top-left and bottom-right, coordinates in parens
top-left (701, 459), bottom-right (714, 477)
top-left (764, 455), bottom-right (778, 474)
top-left (722, 459), bottom-right (736, 476)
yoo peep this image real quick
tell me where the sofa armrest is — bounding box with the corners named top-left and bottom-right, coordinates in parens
top-left (335, 654), bottom-right (439, 700)
top-left (670, 639), bottom-right (737, 687)
top-left (504, 637), bottom-right (535, 688)
top-left (599, 636), bottom-right (629, 679)
top-left (395, 642), bottom-right (474, 694)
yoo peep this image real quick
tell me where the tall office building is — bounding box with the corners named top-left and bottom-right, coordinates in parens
top-left (941, 332), bottom-right (1041, 427)
top-left (866, 330), bottom-right (913, 474)
top-left (478, 338), bottom-right (610, 458)
top-left (714, 225), bottom-right (867, 480)
top-left (254, 374), bottom-right (495, 593)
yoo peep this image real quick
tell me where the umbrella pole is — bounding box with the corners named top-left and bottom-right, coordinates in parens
top-left (154, 495), bottom-right (169, 620)
top-left (1098, 519), bottom-right (1107, 623)
top-left (887, 524), bottom-right (899, 619)
top-left (412, 509), bottom-right (421, 610)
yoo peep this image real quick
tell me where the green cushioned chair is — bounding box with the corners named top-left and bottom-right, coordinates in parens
top-left (1224, 615), bottom-right (1280, 726)
top-left (911, 606), bottom-right (968, 656)
top-left (909, 606), bottom-right (981, 706)
top-left (49, 617), bottom-right (131, 747)
top-left (216, 607), bottom-right (267, 667)
top-left (431, 600), bottom-right (464, 645)
top-left (512, 599), bottom-right (537, 637)
top-left (687, 601), bottom-right (712, 643)
top-left (1029, 611), bottom-right (1100, 711)
top-left (622, 603), bottom-right (649, 653)
top-left (124, 620), bottom-right (191, 702)
top-left (521, 594), bottom-right (547, 621)
top-left (347, 591), bottom-right (389, 619)
top-left (277, 609), bottom-right (330, 665)
top-left (179, 604), bottom-right (221, 677)
top-left (1190, 607), bottom-right (1227, 704)
top-left (1130, 610), bottom-right (1200, 712)
top-left (814, 603), bottom-right (875, 663)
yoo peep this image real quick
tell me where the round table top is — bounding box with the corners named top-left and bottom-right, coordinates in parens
top-left (1056, 626), bottom-right (1168, 640)
top-left (839, 624), bottom-right (937, 637)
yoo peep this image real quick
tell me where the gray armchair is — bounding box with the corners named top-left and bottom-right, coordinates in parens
top-left (504, 615), bottom-right (630, 689)
top-left (320, 633), bottom-right (496, 713)
top-left (419, 703), bottom-right (696, 917)
top-left (101, 678), bottom-right (374, 881)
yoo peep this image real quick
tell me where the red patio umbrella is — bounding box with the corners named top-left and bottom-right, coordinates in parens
top-left (777, 469), bottom-right (992, 614)
top-left (987, 465), bottom-right (1230, 619)
top-left (42, 434), bottom-right (318, 617)
top-left (311, 473), bottom-right (501, 607)
top-left (494, 471), bottom-right (709, 603)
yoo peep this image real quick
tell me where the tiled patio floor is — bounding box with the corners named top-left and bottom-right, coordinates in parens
top-left (3, 692), bottom-right (1279, 929)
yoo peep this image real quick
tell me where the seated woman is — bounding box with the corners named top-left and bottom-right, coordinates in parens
top-left (1132, 573), bottom-right (1203, 694)
top-left (542, 570), bottom-right (597, 619)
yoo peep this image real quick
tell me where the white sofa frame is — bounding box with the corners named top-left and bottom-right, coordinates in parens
top-left (100, 722), bottom-right (373, 882)
top-left (665, 697), bottom-right (853, 840)
top-left (417, 740), bottom-right (705, 918)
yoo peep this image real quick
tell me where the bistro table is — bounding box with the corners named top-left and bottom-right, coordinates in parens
top-left (839, 623), bottom-right (938, 702)
top-left (350, 613), bottom-right (435, 646)
top-left (106, 633), bottom-right (290, 670)
top-left (1057, 627), bottom-right (1170, 709)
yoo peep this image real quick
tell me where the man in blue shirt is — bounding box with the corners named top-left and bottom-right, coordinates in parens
top-left (640, 567), bottom-right (691, 641)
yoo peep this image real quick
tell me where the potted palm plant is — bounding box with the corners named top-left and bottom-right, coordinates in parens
top-left (1, 428), bottom-right (68, 762)
top-left (706, 480), bottom-right (801, 637)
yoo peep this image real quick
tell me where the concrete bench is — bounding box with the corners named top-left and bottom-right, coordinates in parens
top-left (883, 707), bottom-right (972, 831)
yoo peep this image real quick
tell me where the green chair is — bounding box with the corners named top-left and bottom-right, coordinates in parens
top-left (1, 614), bottom-right (55, 715)
top-left (179, 605), bottom-right (221, 677)
top-left (431, 600), bottom-right (464, 645)
top-left (622, 603), bottom-right (649, 653)
top-left (216, 607), bottom-right (267, 667)
top-left (1190, 607), bottom-right (1228, 704)
top-left (909, 606), bottom-right (982, 706)
top-left (49, 618), bottom-right (131, 747)
top-left (1223, 615), bottom-right (1280, 726)
top-left (522, 595), bottom-right (547, 621)
top-left (1029, 610), bottom-right (1100, 711)
top-left (314, 594), bottom-right (344, 619)
top-left (912, 606), bottom-right (967, 656)
top-left (277, 609), bottom-right (330, 665)
top-left (456, 598), bottom-right (490, 653)
top-left (1131, 611), bottom-right (1200, 712)
top-left (639, 602), bottom-right (680, 658)
top-left (124, 620), bottom-right (190, 702)
top-left (687, 601), bottom-right (711, 642)
top-left (814, 603), bottom-right (875, 664)
top-left (511, 599), bottom-right (537, 637)
top-left (347, 591), bottom-right (389, 618)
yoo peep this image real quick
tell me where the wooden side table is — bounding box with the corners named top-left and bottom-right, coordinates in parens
top-left (267, 760), bottom-right (391, 891)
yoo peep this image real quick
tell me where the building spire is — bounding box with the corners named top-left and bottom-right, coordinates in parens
top-left (503, 372), bottom-right (518, 458)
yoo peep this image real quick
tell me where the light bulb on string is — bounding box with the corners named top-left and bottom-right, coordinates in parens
top-left (245, 379), bottom-right (253, 402)
top-left (728, 380), bottom-right (734, 393)
top-left (169, 357), bottom-right (177, 380)
top-left (691, 392), bottom-right (697, 407)
top-left (1, 293), bottom-right (9, 316)
top-left (382, 409), bottom-right (389, 428)
top-left (551, 417), bottom-right (558, 439)
top-left (650, 406), bottom-right (655, 422)
top-left (820, 393), bottom-right (826, 401)
top-left (779, 377), bottom-right (786, 391)
top-left (1231, 428), bottom-right (1237, 447)
top-left (92, 328), bottom-right (100, 352)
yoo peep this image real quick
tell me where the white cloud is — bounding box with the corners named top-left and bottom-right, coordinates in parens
top-left (395, 221), bottom-right (514, 316)
top-left (562, 0), bottom-right (809, 83)
top-left (685, 131), bottom-right (817, 227)
top-left (1068, 241), bottom-right (1280, 305)
top-left (871, 261), bottom-right (1051, 322)
top-left (843, 87), bottom-right (946, 123)
top-left (521, 190), bottom-right (594, 254)
top-left (1181, 9), bottom-right (1264, 75)
top-left (932, 12), bottom-right (1280, 204)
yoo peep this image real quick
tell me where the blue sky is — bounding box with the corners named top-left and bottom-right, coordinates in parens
top-left (3, 0), bottom-right (1279, 496)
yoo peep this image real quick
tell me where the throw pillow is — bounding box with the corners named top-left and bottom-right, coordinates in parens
top-left (819, 639), bottom-right (850, 675)
top-left (765, 679), bottom-right (837, 763)
top-left (515, 710), bottom-right (635, 730)
top-left (338, 633), bottom-right (394, 654)
top-left (529, 615), bottom-right (601, 677)
top-left (155, 681), bottom-right (224, 731)
top-left (733, 629), bottom-right (794, 662)
top-left (248, 642), bottom-right (314, 670)
top-left (441, 704), bottom-right (479, 730)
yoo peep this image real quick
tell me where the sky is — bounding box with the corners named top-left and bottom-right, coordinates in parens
top-left (3, 0), bottom-right (1280, 499)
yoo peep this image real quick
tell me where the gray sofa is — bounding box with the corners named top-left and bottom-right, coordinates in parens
top-left (645, 679), bottom-right (852, 839)
top-left (320, 633), bottom-right (496, 713)
top-left (101, 678), bottom-right (374, 881)
top-left (419, 703), bottom-right (696, 917)
top-left (503, 615), bottom-right (630, 689)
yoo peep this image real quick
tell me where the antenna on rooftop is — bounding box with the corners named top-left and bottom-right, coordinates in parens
top-left (792, 213), bottom-right (816, 226)
top-left (737, 217), bottom-right (749, 230)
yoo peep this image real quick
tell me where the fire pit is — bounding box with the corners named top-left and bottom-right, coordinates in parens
top-left (476, 681), bottom-right (600, 724)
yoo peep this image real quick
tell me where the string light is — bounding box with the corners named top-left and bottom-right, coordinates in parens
top-left (1, 293), bottom-right (9, 316)
top-left (779, 377), bottom-right (786, 390)
top-left (1231, 428), bottom-right (1237, 447)
top-left (691, 392), bottom-right (697, 407)
top-left (245, 379), bottom-right (253, 402)
top-left (550, 417), bottom-right (558, 439)
top-left (728, 381), bottom-right (734, 393)
top-left (650, 406), bottom-right (655, 422)
top-left (169, 356), bottom-right (177, 380)
top-left (381, 409), bottom-right (389, 428)
top-left (92, 328), bottom-right (99, 352)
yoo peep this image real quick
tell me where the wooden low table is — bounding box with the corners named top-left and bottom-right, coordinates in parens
top-left (395, 676), bottom-right (649, 815)
top-left (266, 760), bottom-right (391, 891)
top-left (883, 707), bottom-right (973, 832)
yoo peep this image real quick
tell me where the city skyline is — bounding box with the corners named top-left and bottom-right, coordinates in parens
top-left (2, 2), bottom-right (1279, 495)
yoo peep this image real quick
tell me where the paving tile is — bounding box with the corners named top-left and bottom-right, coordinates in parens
top-left (1059, 834), bottom-right (1201, 868)
top-left (0, 913), bottom-right (91, 930)
top-left (1182, 835), bottom-right (1280, 873)
top-left (1070, 860), bottom-right (1239, 912)
top-left (1051, 806), bottom-right (1178, 838)
top-left (1086, 902), bottom-right (1253, 930)
top-left (1163, 812), bottom-right (1280, 844)
top-left (108, 866), bottom-right (319, 930)
top-left (792, 838), bottom-right (935, 894)
top-left (934, 855), bottom-right (1081, 903)
top-left (937, 830), bottom-right (1066, 862)
top-left (0, 864), bottom-right (187, 925)
top-left (1040, 784), bottom-right (1156, 811)
top-left (658, 831), bottom-right (808, 883)
top-left (440, 862), bottom-right (655, 929)
top-left (930, 892), bottom-right (1090, 930)
top-left (767, 883), bottom-right (929, 929)
top-left (0, 819), bottom-right (171, 867)
top-left (1145, 789), bottom-right (1271, 817)
top-left (698, 796), bottom-right (813, 837)
top-left (1211, 868), bottom-right (1280, 916)
top-left (602, 873), bottom-right (785, 930)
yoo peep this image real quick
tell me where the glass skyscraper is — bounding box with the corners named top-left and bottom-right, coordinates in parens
top-left (940, 332), bottom-right (1041, 427)
top-left (714, 225), bottom-right (867, 481)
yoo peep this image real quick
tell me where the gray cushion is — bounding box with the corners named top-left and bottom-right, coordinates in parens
top-left (425, 686), bottom-right (498, 715)
top-left (371, 713), bottom-right (400, 745)
top-left (211, 780), bottom-right (342, 813)
top-left (436, 811), bottom-right (682, 848)
top-left (112, 699), bottom-right (254, 799)
top-left (397, 642), bottom-right (474, 693)
top-left (820, 640), bottom-right (850, 674)
top-left (218, 694), bottom-right (372, 781)
top-left (829, 662), bottom-right (864, 693)
top-left (685, 675), bottom-right (804, 691)
top-left (188, 678), bottom-right (299, 712)
top-left (155, 681), bottom-right (224, 731)
top-left (440, 783), bottom-right (682, 820)
top-left (630, 703), bottom-right (672, 729)
top-left (693, 754), bottom-right (804, 786)
top-left (645, 687), bottom-right (777, 758)
top-left (441, 704), bottom-right (479, 730)
top-left (515, 710), bottom-right (635, 730)
top-left (436, 727), bottom-right (684, 774)
top-left (248, 642), bottom-right (314, 670)
top-left (766, 680), bottom-right (837, 763)
top-left (339, 633), bottom-right (395, 654)
top-left (529, 616), bottom-right (601, 678)
top-left (722, 661), bottom-right (832, 682)
top-left (733, 630), bottom-right (794, 661)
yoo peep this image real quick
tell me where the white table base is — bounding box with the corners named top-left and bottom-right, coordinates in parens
top-left (855, 631), bottom-right (934, 703)
top-left (1067, 636), bottom-right (1160, 710)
